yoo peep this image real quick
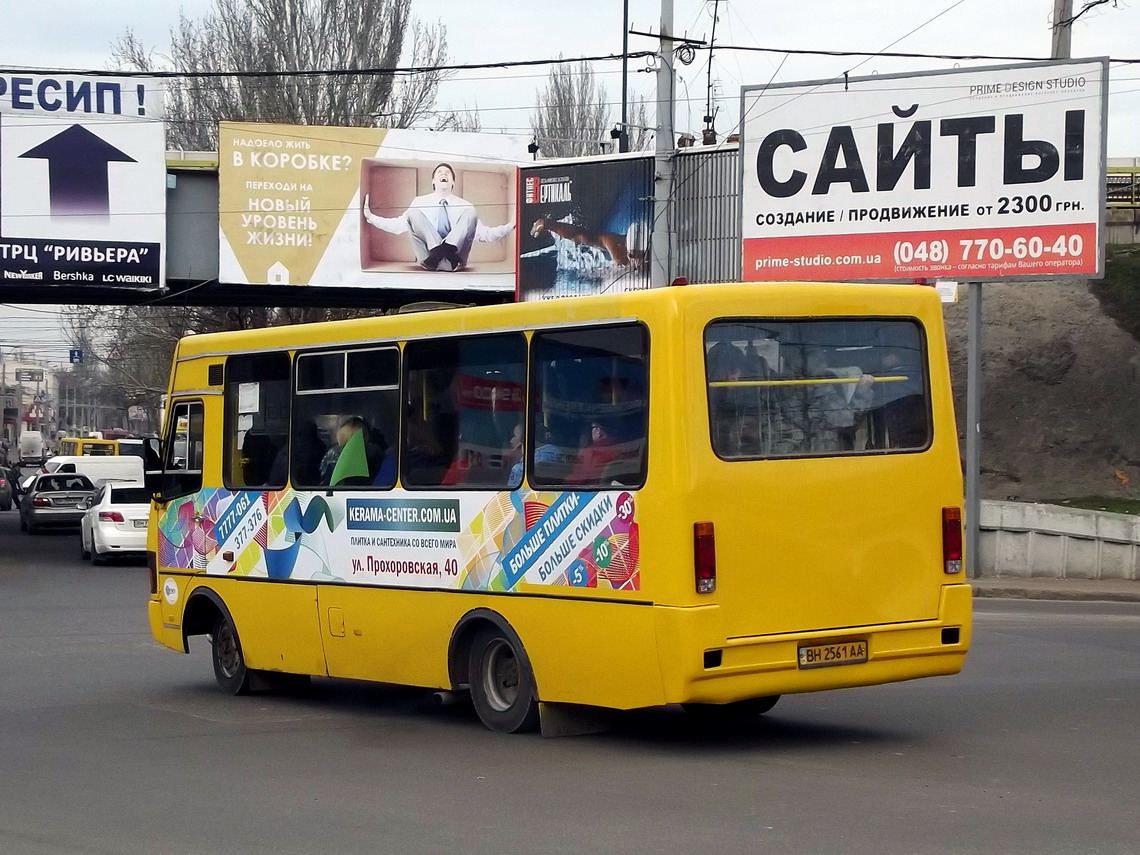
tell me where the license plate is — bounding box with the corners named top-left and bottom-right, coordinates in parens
top-left (798, 640), bottom-right (868, 669)
top-left (133, 519), bottom-right (148, 528)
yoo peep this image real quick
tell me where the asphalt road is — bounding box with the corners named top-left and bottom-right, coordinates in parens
top-left (1, 510), bottom-right (1138, 855)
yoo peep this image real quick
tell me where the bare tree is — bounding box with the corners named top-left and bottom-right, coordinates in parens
top-left (530, 61), bottom-right (656, 158)
top-left (627, 94), bottom-right (656, 151)
top-left (61, 304), bottom-right (387, 430)
top-left (1056, 0), bottom-right (1120, 27)
top-left (530, 60), bottom-right (611, 159)
top-left (90, 0), bottom-right (449, 405)
top-left (112, 0), bottom-right (451, 150)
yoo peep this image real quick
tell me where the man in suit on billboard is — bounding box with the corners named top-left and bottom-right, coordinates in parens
top-left (362, 162), bottom-right (514, 272)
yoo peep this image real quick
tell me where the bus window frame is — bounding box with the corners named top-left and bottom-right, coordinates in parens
top-left (400, 331), bottom-right (528, 491)
top-left (703, 315), bottom-right (934, 462)
top-left (223, 350), bottom-right (292, 493)
top-left (153, 399), bottom-right (205, 503)
top-left (291, 343), bottom-right (402, 491)
top-left (526, 321), bottom-right (651, 492)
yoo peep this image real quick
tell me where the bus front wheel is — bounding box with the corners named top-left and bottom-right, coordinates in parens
top-left (468, 626), bottom-right (539, 734)
top-left (211, 612), bottom-right (251, 695)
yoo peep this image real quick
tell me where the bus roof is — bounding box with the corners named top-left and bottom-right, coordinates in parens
top-left (173, 282), bottom-right (942, 361)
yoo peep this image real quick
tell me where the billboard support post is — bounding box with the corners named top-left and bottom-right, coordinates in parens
top-left (651, 0), bottom-right (675, 288)
top-left (966, 282), bottom-right (983, 579)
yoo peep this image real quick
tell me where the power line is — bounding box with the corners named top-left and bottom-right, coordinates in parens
top-left (0, 52), bottom-right (657, 81)
top-left (712, 42), bottom-right (1140, 65)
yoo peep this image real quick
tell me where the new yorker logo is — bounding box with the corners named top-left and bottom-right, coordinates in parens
top-left (754, 107), bottom-right (1086, 197)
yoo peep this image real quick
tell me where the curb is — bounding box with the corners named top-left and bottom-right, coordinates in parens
top-left (971, 580), bottom-right (1140, 603)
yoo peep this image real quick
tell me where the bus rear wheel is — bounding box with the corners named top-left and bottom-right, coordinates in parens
top-left (211, 612), bottom-right (251, 695)
top-left (683, 696), bottom-right (781, 720)
top-left (468, 626), bottom-right (539, 734)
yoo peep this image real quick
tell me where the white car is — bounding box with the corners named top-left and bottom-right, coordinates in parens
top-left (79, 481), bottom-right (151, 564)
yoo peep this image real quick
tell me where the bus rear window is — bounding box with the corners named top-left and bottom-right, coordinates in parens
top-left (705, 319), bottom-right (930, 459)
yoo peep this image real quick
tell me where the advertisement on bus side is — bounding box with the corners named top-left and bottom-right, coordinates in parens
top-left (740, 58), bottom-right (1109, 282)
top-left (157, 487), bottom-right (641, 593)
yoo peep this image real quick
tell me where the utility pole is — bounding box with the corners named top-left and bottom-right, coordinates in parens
top-left (703, 0), bottom-right (721, 144)
top-left (1051, 0), bottom-right (1074, 59)
top-left (651, 0), bottom-right (676, 288)
top-left (619, 0), bottom-right (630, 153)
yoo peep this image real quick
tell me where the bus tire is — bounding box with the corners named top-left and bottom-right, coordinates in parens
top-left (211, 612), bottom-right (252, 695)
top-left (683, 696), bottom-right (781, 720)
top-left (468, 626), bottom-right (539, 734)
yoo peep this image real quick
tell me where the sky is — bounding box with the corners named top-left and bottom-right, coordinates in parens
top-left (1, 0), bottom-right (1138, 353)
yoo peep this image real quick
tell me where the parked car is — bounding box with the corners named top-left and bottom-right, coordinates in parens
top-left (79, 481), bottom-right (150, 564)
top-left (19, 473), bottom-right (96, 534)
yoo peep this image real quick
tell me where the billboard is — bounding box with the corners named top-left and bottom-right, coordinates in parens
top-left (517, 156), bottom-right (653, 301)
top-left (741, 58), bottom-right (1109, 282)
top-left (219, 123), bottom-right (527, 290)
top-left (0, 74), bottom-right (166, 289)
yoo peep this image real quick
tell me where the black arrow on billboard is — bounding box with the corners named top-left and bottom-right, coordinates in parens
top-left (19, 125), bottom-right (136, 217)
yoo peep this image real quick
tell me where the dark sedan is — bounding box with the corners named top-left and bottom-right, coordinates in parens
top-left (19, 473), bottom-right (96, 534)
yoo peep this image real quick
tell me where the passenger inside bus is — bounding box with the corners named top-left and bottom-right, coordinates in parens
top-left (566, 419), bottom-right (622, 485)
top-left (320, 416), bottom-right (386, 487)
top-left (868, 345), bottom-right (927, 449)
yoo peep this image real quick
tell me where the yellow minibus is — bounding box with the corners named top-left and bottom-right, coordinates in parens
top-left (146, 282), bottom-right (971, 733)
top-left (58, 437), bottom-right (118, 457)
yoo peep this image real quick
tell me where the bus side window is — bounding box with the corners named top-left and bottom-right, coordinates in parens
top-left (292, 347), bottom-right (400, 490)
top-left (224, 351), bottom-right (291, 491)
top-left (530, 324), bottom-right (648, 490)
top-left (402, 334), bottom-right (526, 489)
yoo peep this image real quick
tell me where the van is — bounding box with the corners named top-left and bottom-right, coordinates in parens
top-left (19, 431), bottom-right (45, 465)
top-left (43, 455), bottom-right (144, 483)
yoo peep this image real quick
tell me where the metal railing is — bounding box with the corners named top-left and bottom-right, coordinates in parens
top-left (1107, 167), bottom-right (1139, 208)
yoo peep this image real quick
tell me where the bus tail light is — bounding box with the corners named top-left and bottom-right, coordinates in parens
top-left (942, 507), bottom-right (963, 574)
top-left (99, 511), bottom-right (125, 523)
top-left (147, 552), bottom-right (158, 595)
top-left (694, 521), bottom-right (717, 593)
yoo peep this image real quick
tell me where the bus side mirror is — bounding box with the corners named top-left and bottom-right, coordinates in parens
top-left (143, 437), bottom-right (163, 470)
top-left (145, 469), bottom-right (164, 497)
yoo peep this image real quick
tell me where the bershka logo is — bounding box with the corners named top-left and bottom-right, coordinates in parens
top-left (524, 176), bottom-right (540, 204)
top-left (540, 179), bottom-right (572, 203)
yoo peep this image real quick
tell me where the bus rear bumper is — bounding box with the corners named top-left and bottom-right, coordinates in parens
top-left (655, 583), bottom-right (973, 705)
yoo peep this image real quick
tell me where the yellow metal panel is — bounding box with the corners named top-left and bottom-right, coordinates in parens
top-left (316, 585), bottom-right (665, 710)
top-left (190, 578), bottom-right (327, 676)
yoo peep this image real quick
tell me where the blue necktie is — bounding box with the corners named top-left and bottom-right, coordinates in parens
top-left (436, 199), bottom-right (449, 238)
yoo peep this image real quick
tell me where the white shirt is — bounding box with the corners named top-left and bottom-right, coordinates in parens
top-left (363, 191), bottom-right (514, 243)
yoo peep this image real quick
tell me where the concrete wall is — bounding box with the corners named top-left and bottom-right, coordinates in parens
top-left (978, 500), bottom-right (1140, 580)
top-left (1106, 207), bottom-right (1140, 245)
